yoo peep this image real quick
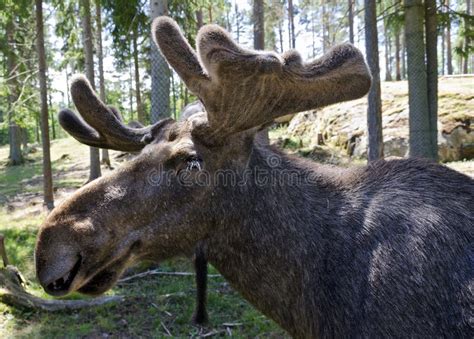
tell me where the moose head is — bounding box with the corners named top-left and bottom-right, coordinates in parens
top-left (35, 17), bottom-right (371, 297)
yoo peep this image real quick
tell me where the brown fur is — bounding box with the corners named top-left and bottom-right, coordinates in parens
top-left (36, 18), bottom-right (473, 337)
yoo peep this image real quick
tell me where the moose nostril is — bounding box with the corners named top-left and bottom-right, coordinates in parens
top-left (47, 277), bottom-right (66, 292)
top-left (44, 255), bottom-right (81, 295)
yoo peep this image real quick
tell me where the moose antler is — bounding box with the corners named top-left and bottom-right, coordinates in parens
top-left (58, 75), bottom-right (174, 152)
top-left (153, 17), bottom-right (372, 137)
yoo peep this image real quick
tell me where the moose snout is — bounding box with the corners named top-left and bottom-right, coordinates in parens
top-left (39, 254), bottom-right (82, 296)
top-left (35, 236), bottom-right (83, 296)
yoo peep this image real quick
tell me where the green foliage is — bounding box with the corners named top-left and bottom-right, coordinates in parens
top-left (102, 0), bottom-right (149, 69)
top-left (53, 0), bottom-right (85, 71)
top-left (0, 0), bottom-right (43, 146)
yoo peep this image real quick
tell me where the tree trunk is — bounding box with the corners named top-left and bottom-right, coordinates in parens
top-left (47, 89), bottom-right (56, 140)
top-left (441, 24), bottom-right (445, 75)
top-left (133, 28), bottom-right (144, 124)
top-left (384, 32), bottom-right (393, 81)
top-left (395, 28), bottom-right (402, 80)
top-left (196, 9), bottom-right (203, 29)
top-left (425, 0), bottom-right (438, 160)
top-left (65, 64), bottom-right (71, 107)
top-left (129, 60), bottom-right (134, 120)
top-left (21, 128), bottom-right (28, 151)
top-left (8, 124), bottom-right (23, 166)
top-left (253, 0), bottom-right (264, 50)
top-left (179, 82), bottom-right (184, 111)
top-left (278, 19), bottom-right (284, 53)
top-left (49, 108), bottom-right (56, 140)
top-left (383, 0), bottom-right (393, 82)
top-left (405, 0), bottom-right (432, 158)
top-left (402, 26), bottom-right (407, 79)
top-left (464, 0), bottom-right (471, 74)
top-left (253, 0), bottom-right (268, 144)
top-left (81, 0), bottom-right (101, 181)
top-left (6, 16), bottom-right (23, 165)
top-left (35, 0), bottom-right (54, 210)
top-left (458, 50), bottom-right (463, 74)
top-left (348, 0), bottom-right (354, 44)
top-left (35, 117), bottom-right (40, 143)
top-left (95, 0), bottom-right (111, 169)
top-left (208, 6), bottom-right (213, 23)
top-left (288, 0), bottom-right (295, 49)
top-left (364, 0), bottom-right (384, 161)
top-left (171, 71), bottom-right (176, 119)
top-left (446, 0), bottom-right (453, 75)
top-left (235, 3), bottom-right (241, 43)
top-left (225, 5), bottom-right (231, 32)
top-left (322, 1), bottom-right (329, 53)
top-left (150, 0), bottom-right (170, 122)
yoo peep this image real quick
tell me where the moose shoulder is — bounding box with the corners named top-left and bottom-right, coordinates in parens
top-left (35, 17), bottom-right (474, 338)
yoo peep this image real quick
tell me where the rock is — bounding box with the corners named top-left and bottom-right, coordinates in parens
top-left (439, 124), bottom-right (474, 162)
top-left (287, 111), bottom-right (317, 136)
top-left (285, 79), bottom-right (473, 162)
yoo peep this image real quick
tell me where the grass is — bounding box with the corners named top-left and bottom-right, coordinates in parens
top-left (0, 138), bottom-right (286, 338)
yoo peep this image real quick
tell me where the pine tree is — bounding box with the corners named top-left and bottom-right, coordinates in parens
top-left (5, 14), bottom-right (23, 165)
top-left (150, 0), bottom-right (170, 122)
top-left (404, 0), bottom-right (434, 158)
top-left (253, 0), bottom-right (268, 144)
top-left (253, 0), bottom-right (264, 49)
top-left (80, 0), bottom-right (102, 180)
top-left (365, 0), bottom-right (384, 161)
top-left (446, 0), bottom-right (453, 75)
top-left (425, 0), bottom-right (438, 159)
top-left (348, 0), bottom-right (354, 44)
top-left (35, 0), bottom-right (54, 210)
top-left (288, 0), bottom-right (296, 49)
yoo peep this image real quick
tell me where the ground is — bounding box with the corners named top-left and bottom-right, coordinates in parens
top-left (1, 133), bottom-right (473, 338)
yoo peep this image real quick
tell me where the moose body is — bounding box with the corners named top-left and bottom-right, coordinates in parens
top-left (204, 148), bottom-right (474, 337)
top-left (35, 17), bottom-right (473, 338)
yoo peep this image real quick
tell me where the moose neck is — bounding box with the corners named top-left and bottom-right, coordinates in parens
top-left (205, 143), bottom-right (357, 337)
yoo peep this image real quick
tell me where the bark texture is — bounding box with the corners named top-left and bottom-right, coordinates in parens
top-left (35, 0), bottom-right (54, 209)
top-left (405, 0), bottom-right (433, 158)
top-left (81, 0), bottom-right (102, 180)
top-left (150, 0), bottom-right (170, 122)
top-left (364, 0), bottom-right (384, 161)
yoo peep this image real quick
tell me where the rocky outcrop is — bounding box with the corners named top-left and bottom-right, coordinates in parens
top-left (285, 79), bottom-right (473, 162)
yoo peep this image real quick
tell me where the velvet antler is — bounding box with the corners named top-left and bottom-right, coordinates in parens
top-left (153, 17), bottom-right (371, 137)
top-left (59, 75), bottom-right (173, 152)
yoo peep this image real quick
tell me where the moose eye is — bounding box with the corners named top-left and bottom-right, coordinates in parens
top-left (186, 157), bottom-right (203, 171)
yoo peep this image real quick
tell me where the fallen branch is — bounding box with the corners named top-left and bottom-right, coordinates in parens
top-left (118, 269), bottom-right (221, 283)
top-left (0, 265), bottom-right (123, 311)
top-left (222, 322), bottom-right (243, 327)
top-left (160, 321), bottom-right (172, 336)
top-left (201, 329), bottom-right (227, 337)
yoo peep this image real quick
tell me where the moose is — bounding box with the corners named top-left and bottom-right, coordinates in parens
top-left (35, 17), bottom-right (473, 337)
